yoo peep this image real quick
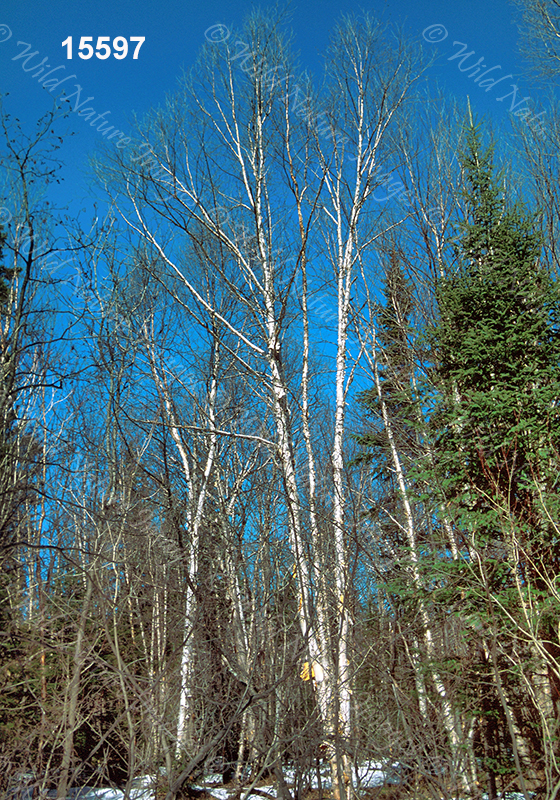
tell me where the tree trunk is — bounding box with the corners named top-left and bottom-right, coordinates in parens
top-left (57, 576), bottom-right (94, 800)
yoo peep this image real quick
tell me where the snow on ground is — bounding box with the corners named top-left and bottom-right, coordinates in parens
top-left (203, 787), bottom-right (230, 800)
top-left (11, 767), bottom-right (533, 799)
top-left (282, 760), bottom-right (393, 790)
top-left (354, 760), bottom-right (398, 788)
top-left (201, 759), bottom-right (399, 796)
top-left (67, 789), bottom-right (152, 799)
top-left (60, 775), bottom-right (157, 799)
top-left (10, 777), bottom-right (157, 800)
top-left (204, 773), bottom-right (226, 785)
top-left (243, 786), bottom-right (277, 800)
top-left (200, 782), bottom-right (278, 800)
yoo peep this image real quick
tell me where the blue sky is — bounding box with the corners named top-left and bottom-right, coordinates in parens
top-left (0, 0), bottom-right (544, 215)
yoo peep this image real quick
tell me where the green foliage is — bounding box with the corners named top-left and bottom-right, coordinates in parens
top-left (355, 253), bottom-right (424, 548)
top-left (355, 115), bottom-right (560, 791)
top-left (422, 115), bottom-right (560, 785)
top-left (356, 253), bottom-right (419, 468)
top-left (429, 119), bottom-right (560, 561)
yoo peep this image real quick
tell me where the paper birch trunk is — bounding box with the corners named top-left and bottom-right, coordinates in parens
top-left (365, 335), bottom-right (471, 792)
top-left (145, 326), bottom-right (220, 758)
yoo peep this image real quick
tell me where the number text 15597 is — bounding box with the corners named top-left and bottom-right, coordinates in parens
top-left (61, 37), bottom-right (145, 60)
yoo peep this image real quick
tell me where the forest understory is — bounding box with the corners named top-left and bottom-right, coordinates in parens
top-left (3, 3), bottom-right (560, 800)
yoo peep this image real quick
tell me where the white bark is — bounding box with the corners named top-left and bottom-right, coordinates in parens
top-left (98, 21), bottom-right (424, 790)
top-left (144, 323), bottom-right (219, 757)
top-left (362, 334), bottom-right (469, 789)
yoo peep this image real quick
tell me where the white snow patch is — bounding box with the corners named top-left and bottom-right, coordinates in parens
top-left (354, 760), bottom-right (395, 788)
top-left (205, 784), bottom-right (277, 800)
top-left (244, 795), bottom-right (274, 800)
top-left (63, 786), bottom-right (156, 800)
top-left (204, 773), bottom-right (226, 785)
top-left (481, 795), bottom-right (530, 800)
top-left (283, 763), bottom-right (331, 789)
top-left (37, 777), bottom-right (157, 799)
top-left (246, 786), bottom-right (276, 799)
top-left (207, 787), bottom-right (231, 800)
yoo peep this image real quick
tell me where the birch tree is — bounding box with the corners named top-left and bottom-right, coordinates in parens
top-left (93, 11), bottom-right (425, 797)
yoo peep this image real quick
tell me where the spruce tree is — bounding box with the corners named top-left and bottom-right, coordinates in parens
top-left (430, 119), bottom-right (560, 572)
top-left (356, 254), bottom-right (417, 469)
top-left (428, 116), bottom-right (560, 788)
top-left (355, 251), bottom-right (421, 553)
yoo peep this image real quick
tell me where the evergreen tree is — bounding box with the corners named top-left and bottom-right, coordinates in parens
top-left (430, 118), bottom-right (560, 573)
top-left (354, 256), bottom-right (459, 781)
top-left (354, 252), bottom-right (425, 594)
top-left (355, 251), bottom-right (419, 515)
top-left (428, 116), bottom-right (560, 791)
